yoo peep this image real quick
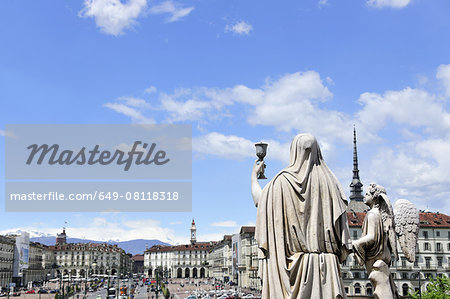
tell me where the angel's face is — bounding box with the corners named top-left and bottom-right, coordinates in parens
top-left (364, 191), bottom-right (374, 206)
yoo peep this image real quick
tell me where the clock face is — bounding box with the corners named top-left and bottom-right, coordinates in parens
top-left (192, 232), bottom-right (195, 238)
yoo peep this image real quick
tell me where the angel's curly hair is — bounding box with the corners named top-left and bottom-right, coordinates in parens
top-left (367, 183), bottom-right (390, 223)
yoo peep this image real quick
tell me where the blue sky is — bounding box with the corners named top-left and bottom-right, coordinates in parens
top-left (1, 0), bottom-right (450, 245)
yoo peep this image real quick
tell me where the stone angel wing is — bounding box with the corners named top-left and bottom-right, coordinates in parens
top-left (393, 199), bottom-right (420, 263)
top-left (379, 193), bottom-right (398, 261)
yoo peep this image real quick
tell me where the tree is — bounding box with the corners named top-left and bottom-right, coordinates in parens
top-left (409, 276), bottom-right (450, 299)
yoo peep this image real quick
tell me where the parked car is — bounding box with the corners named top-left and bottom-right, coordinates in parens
top-left (50, 289), bottom-right (58, 294)
top-left (25, 290), bottom-right (35, 294)
top-left (0, 293), bottom-right (6, 297)
top-left (38, 289), bottom-right (48, 294)
top-left (12, 292), bottom-right (21, 297)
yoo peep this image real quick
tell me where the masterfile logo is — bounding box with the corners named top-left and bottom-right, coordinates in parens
top-left (4, 124), bottom-right (192, 212)
top-left (6, 124), bottom-right (191, 180)
top-left (26, 141), bottom-right (170, 171)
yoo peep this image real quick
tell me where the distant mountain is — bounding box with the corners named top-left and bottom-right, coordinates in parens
top-left (30, 236), bottom-right (170, 255)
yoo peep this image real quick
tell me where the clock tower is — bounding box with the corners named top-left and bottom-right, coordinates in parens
top-left (190, 219), bottom-right (196, 245)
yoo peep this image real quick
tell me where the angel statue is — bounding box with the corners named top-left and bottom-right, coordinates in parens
top-left (352, 183), bottom-right (420, 299)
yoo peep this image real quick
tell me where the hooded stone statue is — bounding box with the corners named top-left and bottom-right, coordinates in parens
top-left (251, 133), bottom-right (351, 298)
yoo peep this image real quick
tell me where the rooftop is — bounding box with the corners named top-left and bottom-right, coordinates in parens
top-left (240, 226), bottom-right (255, 234)
top-left (347, 211), bottom-right (450, 228)
top-left (50, 242), bottom-right (125, 253)
top-left (146, 242), bottom-right (215, 253)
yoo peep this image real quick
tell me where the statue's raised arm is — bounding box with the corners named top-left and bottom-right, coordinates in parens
top-left (251, 159), bottom-right (265, 207)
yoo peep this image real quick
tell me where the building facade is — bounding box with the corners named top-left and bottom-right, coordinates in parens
top-left (132, 254), bottom-right (144, 274)
top-left (231, 227), bottom-right (260, 290)
top-left (209, 235), bottom-right (232, 283)
top-left (208, 227), bottom-right (261, 290)
top-left (51, 242), bottom-right (132, 278)
top-left (22, 242), bottom-right (55, 286)
top-left (0, 236), bottom-right (14, 289)
top-left (145, 243), bottom-right (212, 279)
top-left (1, 228), bottom-right (132, 287)
top-left (144, 219), bottom-right (213, 279)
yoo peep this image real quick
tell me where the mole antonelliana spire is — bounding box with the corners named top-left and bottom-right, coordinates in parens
top-left (347, 126), bottom-right (368, 212)
top-left (349, 126), bottom-right (364, 201)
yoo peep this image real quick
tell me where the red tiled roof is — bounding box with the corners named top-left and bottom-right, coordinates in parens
top-left (240, 226), bottom-right (255, 234)
top-left (346, 211), bottom-right (450, 228)
top-left (132, 254), bottom-right (144, 261)
top-left (347, 212), bottom-right (365, 227)
top-left (419, 212), bottom-right (450, 228)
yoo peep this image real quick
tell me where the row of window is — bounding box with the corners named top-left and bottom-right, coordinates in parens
top-left (422, 230), bottom-right (450, 239)
top-left (352, 230), bottom-right (450, 240)
top-left (421, 242), bottom-right (449, 251)
top-left (398, 256), bottom-right (448, 268)
top-left (0, 247), bottom-right (13, 252)
top-left (344, 255), bottom-right (449, 269)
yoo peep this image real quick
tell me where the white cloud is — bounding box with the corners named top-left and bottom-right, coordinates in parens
top-left (79, 0), bottom-right (147, 36)
top-left (356, 87), bottom-right (450, 136)
top-left (160, 92), bottom-right (216, 122)
top-left (118, 96), bottom-right (150, 108)
top-left (149, 0), bottom-right (194, 22)
top-left (318, 0), bottom-right (329, 8)
top-left (0, 130), bottom-right (16, 138)
top-left (104, 71), bottom-right (345, 145)
top-left (193, 132), bottom-right (290, 163)
top-left (144, 85), bottom-right (157, 94)
top-left (193, 132), bottom-right (254, 160)
top-left (104, 102), bottom-right (154, 123)
top-left (366, 138), bottom-right (450, 213)
top-left (210, 220), bottom-right (238, 227)
top-left (225, 21), bottom-right (253, 36)
top-left (366, 0), bottom-right (411, 9)
top-left (436, 63), bottom-right (450, 97)
top-left (162, 71), bottom-right (344, 144)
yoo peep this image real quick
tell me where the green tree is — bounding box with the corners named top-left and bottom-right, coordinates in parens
top-left (160, 282), bottom-right (170, 299)
top-left (409, 276), bottom-right (450, 299)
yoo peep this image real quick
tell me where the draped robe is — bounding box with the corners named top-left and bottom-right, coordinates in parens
top-left (255, 134), bottom-right (351, 298)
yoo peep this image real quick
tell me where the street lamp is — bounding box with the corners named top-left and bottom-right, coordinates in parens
top-left (154, 267), bottom-right (163, 299)
top-left (83, 268), bottom-right (88, 299)
top-left (127, 272), bottom-right (131, 299)
top-left (417, 271), bottom-right (422, 299)
top-left (91, 261), bottom-right (97, 298)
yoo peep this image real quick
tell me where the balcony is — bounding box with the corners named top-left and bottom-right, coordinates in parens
top-left (237, 264), bottom-right (246, 270)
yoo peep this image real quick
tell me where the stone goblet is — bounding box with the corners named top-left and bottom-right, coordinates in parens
top-left (255, 142), bottom-right (268, 179)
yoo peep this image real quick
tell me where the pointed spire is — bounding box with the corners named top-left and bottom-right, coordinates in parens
top-left (349, 126), bottom-right (364, 201)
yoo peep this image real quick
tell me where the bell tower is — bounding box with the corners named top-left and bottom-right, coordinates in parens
top-left (190, 219), bottom-right (196, 245)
